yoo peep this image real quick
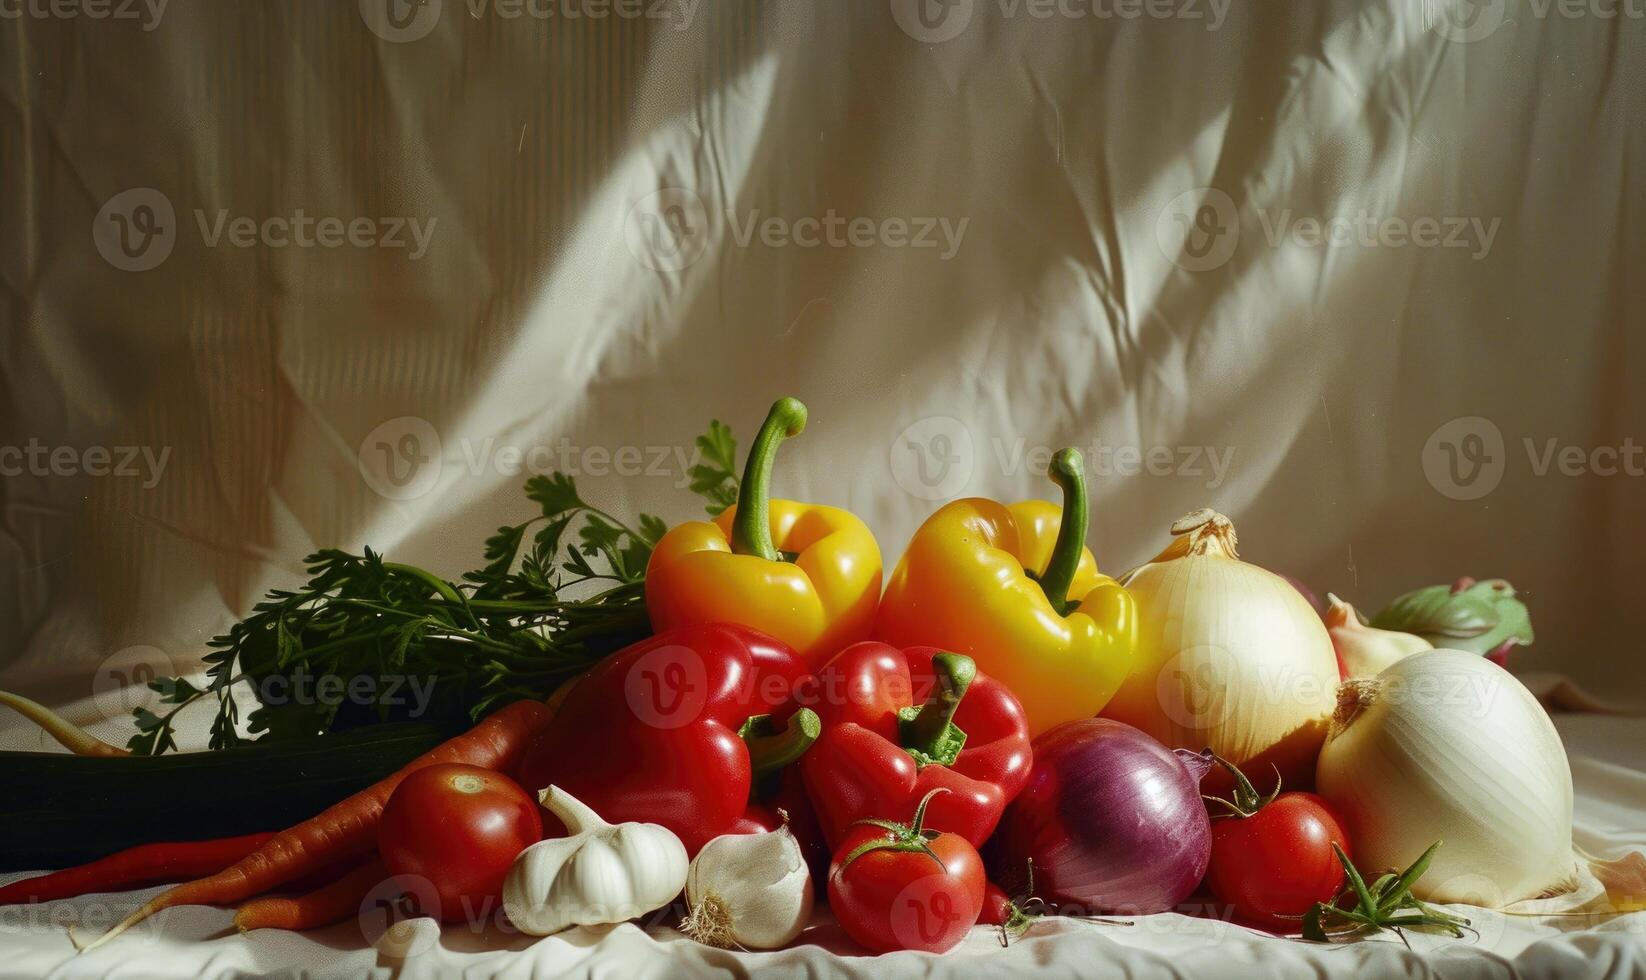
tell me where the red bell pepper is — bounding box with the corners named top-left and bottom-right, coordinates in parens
top-left (796, 642), bottom-right (1033, 849)
top-left (515, 623), bottom-right (819, 855)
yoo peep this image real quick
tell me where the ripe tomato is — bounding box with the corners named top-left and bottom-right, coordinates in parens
top-left (1205, 790), bottom-right (1350, 930)
top-left (379, 764), bottom-right (542, 923)
top-left (827, 791), bottom-right (985, 954)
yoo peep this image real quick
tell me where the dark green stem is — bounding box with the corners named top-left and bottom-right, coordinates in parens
top-left (742, 708), bottom-right (821, 779)
top-left (897, 653), bottom-right (975, 768)
top-left (1201, 752), bottom-right (1280, 818)
top-left (730, 397), bottom-right (808, 561)
top-left (1037, 448), bottom-right (1089, 614)
top-left (841, 787), bottom-right (951, 871)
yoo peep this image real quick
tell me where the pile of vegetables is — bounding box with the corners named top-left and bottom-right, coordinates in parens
top-left (0, 395), bottom-right (1613, 960)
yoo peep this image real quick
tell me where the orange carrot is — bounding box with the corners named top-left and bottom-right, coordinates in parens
top-left (233, 857), bottom-right (387, 932)
top-left (0, 833), bottom-right (273, 905)
top-left (78, 699), bottom-right (553, 952)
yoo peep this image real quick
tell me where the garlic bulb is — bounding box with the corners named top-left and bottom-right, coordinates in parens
top-left (1325, 593), bottom-right (1431, 678)
top-left (1104, 510), bottom-right (1339, 791)
top-left (1316, 650), bottom-right (1575, 906)
top-left (682, 825), bottom-right (813, 949)
top-left (502, 786), bottom-right (688, 936)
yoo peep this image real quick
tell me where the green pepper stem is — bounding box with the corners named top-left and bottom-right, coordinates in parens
top-left (743, 708), bottom-right (821, 779)
top-left (730, 397), bottom-right (808, 562)
top-left (1037, 448), bottom-right (1089, 613)
top-left (900, 653), bottom-right (975, 764)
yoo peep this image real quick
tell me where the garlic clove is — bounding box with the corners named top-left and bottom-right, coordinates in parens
top-left (1326, 593), bottom-right (1432, 678)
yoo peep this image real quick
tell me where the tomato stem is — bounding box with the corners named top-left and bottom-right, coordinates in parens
top-left (840, 788), bottom-right (951, 871)
top-left (1201, 752), bottom-right (1280, 818)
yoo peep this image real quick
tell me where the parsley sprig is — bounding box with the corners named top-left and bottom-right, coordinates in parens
top-left (130, 420), bottom-right (739, 755)
top-left (1301, 841), bottom-right (1474, 947)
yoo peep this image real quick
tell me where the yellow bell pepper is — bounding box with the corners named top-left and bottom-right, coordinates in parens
top-left (876, 449), bottom-right (1136, 737)
top-left (645, 397), bottom-right (882, 668)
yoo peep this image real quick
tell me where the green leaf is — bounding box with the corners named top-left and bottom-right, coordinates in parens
top-left (697, 419), bottom-right (738, 474)
top-left (1335, 843), bottom-right (1377, 912)
top-left (689, 419), bottom-right (740, 516)
top-left (1372, 579), bottom-right (1533, 655)
top-left (1378, 840), bottom-right (1443, 913)
top-left (524, 473), bottom-right (584, 518)
top-left (638, 513), bottom-right (667, 546)
top-left (526, 515), bottom-right (573, 570)
top-left (473, 523), bottom-right (528, 582)
top-left (148, 676), bottom-right (202, 705)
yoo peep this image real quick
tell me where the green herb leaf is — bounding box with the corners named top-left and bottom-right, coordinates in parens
top-left (525, 472), bottom-right (584, 517)
top-left (689, 419), bottom-right (740, 516)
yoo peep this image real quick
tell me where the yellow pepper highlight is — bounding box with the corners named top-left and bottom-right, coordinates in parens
top-left (645, 398), bottom-right (882, 668)
top-left (876, 450), bottom-right (1136, 737)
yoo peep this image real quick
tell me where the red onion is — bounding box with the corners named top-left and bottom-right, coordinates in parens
top-left (1281, 574), bottom-right (1327, 618)
top-left (988, 719), bottom-right (1213, 914)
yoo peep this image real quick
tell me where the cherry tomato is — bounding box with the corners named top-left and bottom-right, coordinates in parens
top-left (979, 882), bottom-right (1014, 926)
top-left (1205, 791), bottom-right (1350, 929)
top-left (379, 764), bottom-right (542, 922)
top-left (826, 791), bottom-right (985, 954)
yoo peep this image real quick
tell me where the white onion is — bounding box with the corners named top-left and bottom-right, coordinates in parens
top-left (1103, 509), bottom-right (1339, 790)
top-left (1316, 650), bottom-right (1574, 906)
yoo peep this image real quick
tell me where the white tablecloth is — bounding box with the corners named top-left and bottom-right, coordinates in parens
top-left (3, 708), bottom-right (1642, 979)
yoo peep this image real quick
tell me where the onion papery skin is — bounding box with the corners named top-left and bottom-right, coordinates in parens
top-left (1316, 650), bottom-right (1574, 906)
top-left (988, 719), bottom-right (1212, 914)
top-left (1104, 544), bottom-right (1338, 794)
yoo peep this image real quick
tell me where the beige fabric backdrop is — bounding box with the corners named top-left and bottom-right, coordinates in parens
top-left (1, 0), bottom-right (1643, 716)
